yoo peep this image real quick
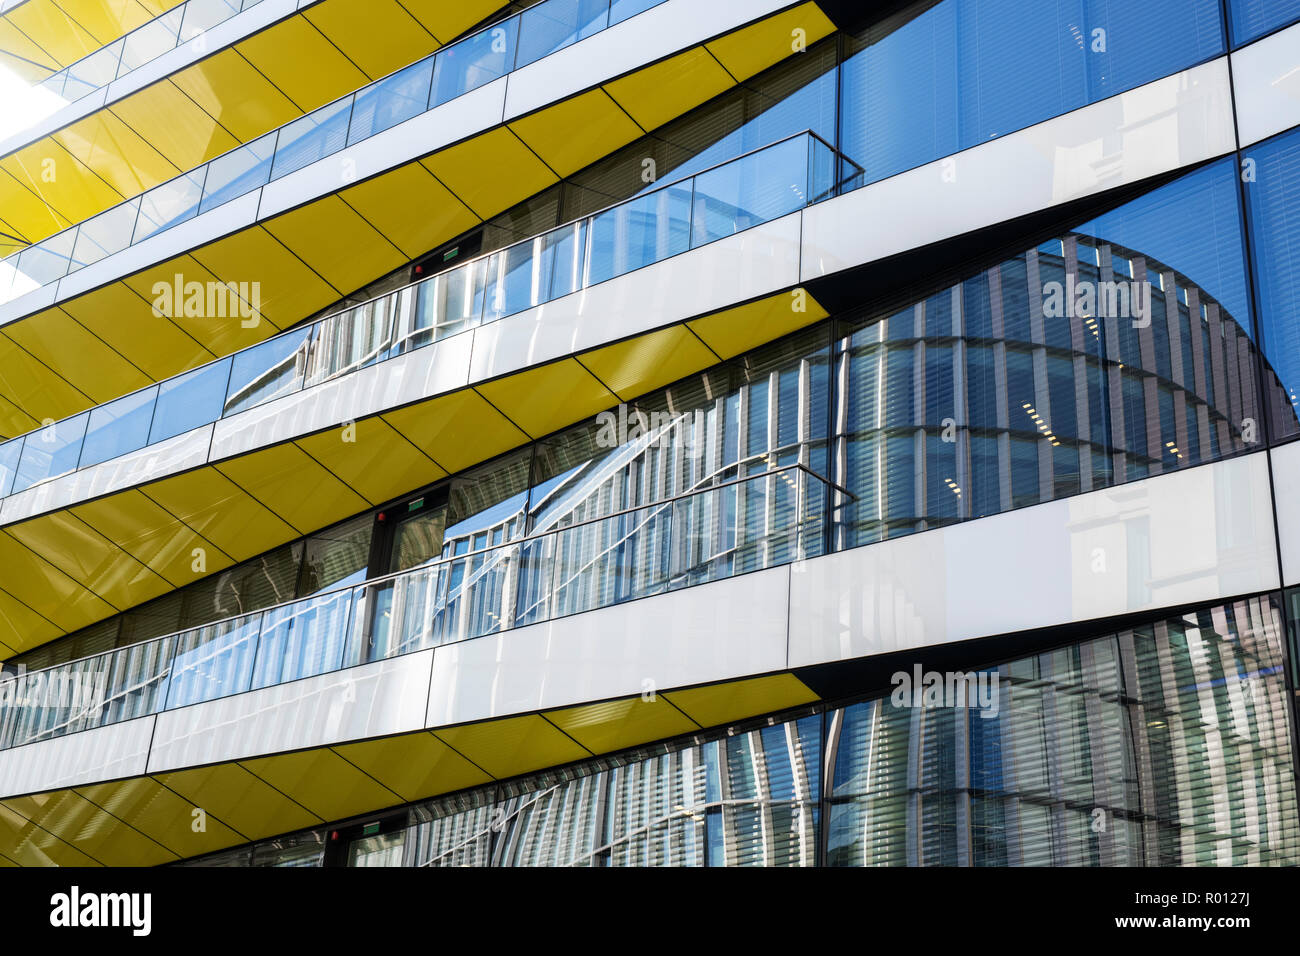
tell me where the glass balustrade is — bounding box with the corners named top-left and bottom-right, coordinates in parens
top-left (0, 464), bottom-right (842, 750)
top-left (0, 0), bottom-right (675, 304)
top-left (36, 0), bottom-right (264, 109)
top-left (0, 131), bottom-right (860, 498)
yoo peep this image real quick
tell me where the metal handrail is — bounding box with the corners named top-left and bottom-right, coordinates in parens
top-left (0, 129), bottom-right (861, 499)
top-left (0, 462), bottom-right (850, 749)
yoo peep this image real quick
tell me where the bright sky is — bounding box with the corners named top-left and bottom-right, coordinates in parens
top-left (0, 63), bottom-right (65, 144)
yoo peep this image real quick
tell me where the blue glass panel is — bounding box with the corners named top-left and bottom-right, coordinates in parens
top-left (484, 226), bottom-right (590, 320)
top-left (16, 232), bottom-right (75, 286)
top-left (430, 15), bottom-right (519, 106)
top-left (690, 136), bottom-right (806, 247)
top-left (587, 181), bottom-right (691, 285)
top-left (1076, 158), bottom-right (1251, 333)
top-left (250, 590), bottom-right (352, 689)
top-left (410, 260), bottom-right (488, 344)
top-left (119, 9), bottom-right (182, 72)
top-left (12, 413), bottom-right (89, 493)
top-left (179, 0), bottom-right (243, 39)
top-left (546, 221), bottom-right (587, 298)
top-left (201, 132), bottom-right (277, 213)
top-left (0, 438), bottom-right (21, 497)
top-left (61, 42), bottom-right (122, 101)
top-left (841, 0), bottom-right (1224, 185)
top-left (516, 0), bottom-right (608, 69)
top-left (133, 169), bottom-right (206, 243)
top-left (270, 98), bottom-right (353, 181)
top-left (69, 199), bottom-right (140, 270)
top-left (1082, 0), bottom-right (1223, 97)
top-left (165, 615), bottom-right (261, 708)
top-left (225, 326), bottom-right (312, 415)
top-left (1228, 0), bottom-right (1300, 44)
top-left (346, 59), bottom-right (434, 145)
top-left (149, 357), bottom-right (231, 443)
top-left (1244, 126), bottom-right (1300, 440)
top-left (610, 0), bottom-right (661, 25)
top-left (80, 386), bottom-right (158, 469)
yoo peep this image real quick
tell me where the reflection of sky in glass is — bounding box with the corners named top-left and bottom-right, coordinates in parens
top-left (444, 488), bottom-right (529, 543)
top-left (840, 0), bottom-right (1223, 186)
top-left (1075, 158), bottom-right (1252, 329)
top-left (443, 463), bottom-right (589, 544)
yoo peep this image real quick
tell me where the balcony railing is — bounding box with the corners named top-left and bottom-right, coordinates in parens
top-left (0, 463), bottom-right (848, 751)
top-left (0, 130), bottom-right (861, 498)
top-left (30, 0), bottom-right (266, 112)
top-left (0, 0), bottom-right (674, 303)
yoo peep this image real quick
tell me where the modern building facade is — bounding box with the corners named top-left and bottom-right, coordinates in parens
top-left (0, 0), bottom-right (1295, 867)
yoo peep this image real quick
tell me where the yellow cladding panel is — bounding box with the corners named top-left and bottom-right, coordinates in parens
top-left (57, 281), bottom-right (214, 381)
top-left (241, 749), bottom-right (403, 822)
top-left (263, 196), bottom-right (406, 297)
top-left (706, 1), bottom-right (836, 81)
top-left (0, 588), bottom-right (59, 658)
top-left (5, 308), bottom-right (151, 405)
top-left (664, 673), bottom-right (819, 729)
top-left (3, 790), bottom-right (176, 866)
top-left (0, 331), bottom-right (92, 425)
top-left (304, 0), bottom-right (440, 80)
top-left (397, 0), bottom-right (505, 42)
top-left (71, 488), bottom-right (236, 587)
top-left (435, 714), bottom-right (590, 779)
top-left (109, 83), bottom-right (241, 172)
top-left (6, 510), bottom-right (173, 611)
top-left (0, 20), bottom-right (58, 81)
top-left (604, 47), bottom-right (734, 133)
top-left (687, 289), bottom-right (828, 360)
top-left (120, 257), bottom-right (282, 357)
top-left (236, 15), bottom-right (370, 112)
top-left (545, 696), bottom-right (700, 755)
top-left (474, 358), bottom-right (618, 439)
top-left (53, 110), bottom-right (179, 199)
top-left (5, 2), bottom-right (100, 65)
top-left (190, 226), bottom-right (338, 327)
top-left (215, 442), bottom-right (370, 536)
top-left (154, 764), bottom-right (321, 841)
top-left (579, 325), bottom-right (718, 400)
top-left (0, 531), bottom-right (113, 632)
top-left (383, 388), bottom-right (529, 475)
top-left (0, 803), bottom-right (99, 866)
top-left (140, 466), bottom-right (298, 561)
top-left (509, 89), bottom-right (643, 179)
top-left (1, 141), bottom-right (123, 238)
top-left (51, 0), bottom-right (157, 45)
top-left (0, 395), bottom-right (37, 442)
top-left (0, 172), bottom-right (69, 241)
top-left (294, 418), bottom-right (447, 507)
top-left (334, 732), bottom-right (492, 802)
top-left (340, 162), bottom-right (479, 260)
top-left (169, 50), bottom-right (302, 143)
top-left (421, 127), bottom-right (558, 220)
top-left (78, 778), bottom-right (245, 859)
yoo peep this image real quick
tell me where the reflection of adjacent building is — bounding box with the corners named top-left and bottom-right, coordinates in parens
top-left (833, 232), bottom-right (1293, 548)
top-left (210, 595), bottom-right (1295, 868)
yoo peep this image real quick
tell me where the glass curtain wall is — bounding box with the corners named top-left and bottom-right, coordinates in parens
top-left (8, 148), bottom-right (1283, 685)
top-left (177, 593), bottom-right (1299, 867)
